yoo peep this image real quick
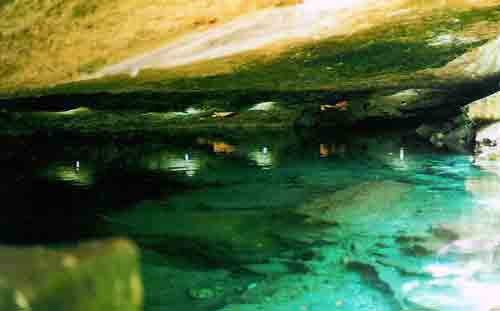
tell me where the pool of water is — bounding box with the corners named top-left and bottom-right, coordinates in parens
top-left (2, 130), bottom-right (500, 311)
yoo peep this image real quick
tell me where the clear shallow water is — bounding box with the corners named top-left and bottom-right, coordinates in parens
top-left (1, 131), bottom-right (500, 311)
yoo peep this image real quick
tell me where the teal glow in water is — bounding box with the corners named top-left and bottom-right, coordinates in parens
top-left (1, 132), bottom-right (499, 311)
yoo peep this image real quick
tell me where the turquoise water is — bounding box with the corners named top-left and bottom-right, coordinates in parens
top-left (2, 131), bottom-right (500, 311)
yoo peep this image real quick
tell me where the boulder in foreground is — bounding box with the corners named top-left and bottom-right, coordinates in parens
top-left (0, 239), bottom-right (142, 311)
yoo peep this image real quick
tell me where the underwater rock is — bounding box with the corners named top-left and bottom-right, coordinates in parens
top-left (0, 238), bottom-right (142, 311)
top-left (243, 260), bottom-right (293, 276)
top-left (247, 283), bottom-right (257, 290)
top-left (345, 261), bottom-right (396, 297)
top-left (466, 174), bottom-right (500, 195)
top-left (188, 287), bottom-right (217, 300)
top-left (296, 181), bottom-right (412, 226)
top-left (430, 224), bottom-right (460, 242)
top-left (217, 304), bottom-right (261, 311)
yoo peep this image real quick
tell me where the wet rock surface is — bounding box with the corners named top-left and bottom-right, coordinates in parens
top-left (417, 88), bottom-right (500, 161)
top-left (416, 114), bottom-right (475, 153)
top-left (0, 239), bottom-right (142, 311)
top-left (475, 122), bottom-right (500, 161)
top-left (439, 36), bottom-right (500, 79)
top-left (366, 89), bottom-right (449, 119)
top-left (467, 90), bottom-right (500, 122)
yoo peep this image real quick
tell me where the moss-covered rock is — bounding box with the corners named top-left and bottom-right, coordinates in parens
top-left (0, 239), bottom-right (142, 311)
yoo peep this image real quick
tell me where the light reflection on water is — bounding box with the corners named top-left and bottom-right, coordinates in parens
top-left (400, 166), bottom-right (500, 311)
top-left (249, 147), bottom-right (274, 169)
top-left (7, 133), bottom-right (500, 311)
top-left (212, 142), bottom-right (237, 154)
top-left (196, 138), bottom-right (237, 154)
top-left (319, 143), bottom-right (347, 158)
top-left (43, 161), bottom-right (94, 186)
top-left (138, 150), bottom-right (203, 177)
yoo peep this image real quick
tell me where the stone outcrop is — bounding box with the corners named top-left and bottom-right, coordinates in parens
top-left (2, 3), bottom-right (500, 139)
top-left (475, 122), bottom-right (500, 160)
top-left (467, 90), bottom-right (500, 121)
top-left (463, 91), bottom-right (500, 161)
top-left (415, 90), bottom-right (500, 153)
top-left (417, 90), bottom-right (500, 160)
top-left (0, 0), bottom-right (301, 89)
top-left (0, 239), bottom-right (142, 311)
top-left (440, 36), bottom-right (500, 79)
top-left (365, 89), bottom-right (450, 119)
top-left (416, 115), bottom-right (475, 153)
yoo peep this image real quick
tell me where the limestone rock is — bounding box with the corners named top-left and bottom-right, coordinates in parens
top-left (475, 122), bottom-right (500, 161)
top-left (427, 34), bottom-right (480, 47)
top-left (212, 112), bottom-right (237, 119)
top-left (466, 174), bottom-right (500, 195)
top-left (441, 124), bottom-right (474, 153)
top-left (366, 89), bottom-right (448, 119)
top-left (467, 91), bottom-right (500, 122)
top-left (249, 102), bottom-right (277, 111)
top-left (463, 92), bottom-right (500, 161)
top-left (417, 116), bottom-right (474, 153)
top-left (243, 261), bottom-right (292, 276)
top-left (0, 239), bottom-right (142, 311)
top-left (439, 36), bottom-right (500, 79)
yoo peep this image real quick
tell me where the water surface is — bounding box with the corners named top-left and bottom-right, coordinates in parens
top-left (1, 131), bottom-right (499, 311)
